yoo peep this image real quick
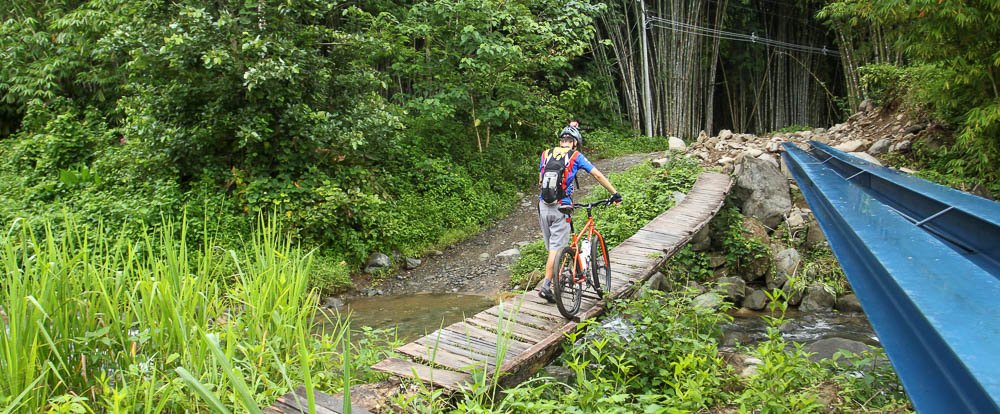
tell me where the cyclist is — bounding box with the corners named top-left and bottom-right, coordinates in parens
top-left (537, 122), bottom-right (622, 303)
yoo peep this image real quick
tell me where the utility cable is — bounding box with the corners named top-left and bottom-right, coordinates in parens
top-left (645, 16), bottom-right (838, 57)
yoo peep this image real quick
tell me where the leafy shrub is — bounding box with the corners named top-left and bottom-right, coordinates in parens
top-left (825, 348), bottom-right (911, 411)
top-left (858, 64), bottom-right (908, 107)
top-left (509, 240), bottom-right (547, 289)
top-left (712, 207), bottom-right (770, 272)
top-left (583, 156), bottom-right (701, 247)
top-left (661, 246), bottom-right (715, 283)
top-left (583, 127), bottom-right (670, 159)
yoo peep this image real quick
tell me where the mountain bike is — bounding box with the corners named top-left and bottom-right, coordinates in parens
top-left (552, 198), bottom-right (614, 319)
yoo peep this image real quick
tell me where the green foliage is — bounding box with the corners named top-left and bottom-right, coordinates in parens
top-left (713, 207), bottom-right (770, 272)
top-left (582, 156), bottom-right (701, 248)
top-left (797, 248), bottom-right (849, 297)
top-left (583, 128), bottom-right (669, 159)
top-left (734, 297), bottom-right (826, 412)
top-left (0, 217), bottom-right (395, 412)
top-left (822, 0), bottom-right (1000, 193)
top-left (509, 240), bottom-right (547, 289)
top-left (774, 124), bottom-right (812, 134)
top-left (825, 348), bottom-right (911, 411)
top-left (857, 63), bottom-right (908, 107)
top-left (0, 0), bottom-right (620, 290)
top-left (661, 246), bottom-right (715, 283)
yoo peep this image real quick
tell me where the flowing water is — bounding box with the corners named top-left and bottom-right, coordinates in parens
top-left (722, 308), bottom-right (878, 348)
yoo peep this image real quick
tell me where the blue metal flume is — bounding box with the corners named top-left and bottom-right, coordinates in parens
top-left (782, 141), bottom-right (1000, 413)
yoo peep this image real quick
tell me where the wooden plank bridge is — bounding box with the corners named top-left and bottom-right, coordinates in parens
top-left (267, 172), bottom-right (732, 413)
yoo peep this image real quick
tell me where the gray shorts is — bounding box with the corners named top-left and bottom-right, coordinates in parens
top-left (539, 201), bottom-right (572, 251)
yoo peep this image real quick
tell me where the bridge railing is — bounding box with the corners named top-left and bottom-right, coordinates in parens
top-left (782, 141), bottom-right (1000, 413)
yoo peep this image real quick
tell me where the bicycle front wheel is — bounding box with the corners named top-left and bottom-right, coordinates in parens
top-left (553, 246), bottom-right (582, 319)
top-left (590, 235), bottom-right (611, 298)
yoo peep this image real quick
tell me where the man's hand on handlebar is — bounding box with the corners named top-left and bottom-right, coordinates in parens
top-left (609, 192), bottom-right (622, 205)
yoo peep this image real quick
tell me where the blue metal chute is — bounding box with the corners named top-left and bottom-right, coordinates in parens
top-left (782, 141), bottom-right (1000, 413)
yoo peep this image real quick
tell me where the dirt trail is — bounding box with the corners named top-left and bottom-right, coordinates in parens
top-left (372, 152), bottom-right (659, 297)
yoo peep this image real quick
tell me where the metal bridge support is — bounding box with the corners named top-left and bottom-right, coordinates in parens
top-left (782, 142), bottom-right (1000, 413)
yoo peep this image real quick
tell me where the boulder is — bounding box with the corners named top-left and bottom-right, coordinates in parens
top-left (774, 248), bottom-right (801, 281)
top-left (800, 285), bottom-right (836, 312)
top-left (782, 279), bottom-right (805, 306)
top-left (404, 258), bottom-right (422, 270)
top-left (757, 153), bottom-right (779, 168)
top-left (835, 294), bottom-right (864, 313)
top-left (903, 123), bottom-right (927, 134)
top-left (540, 365), bottom-right (576, 384)
top-left (805, 338), bottom-right (870, 363)
top-left (744, 148), bottom-right (764, 158)
top-left (364, 252), bottom-right (392, 273)
top-left (743, 289), bottom-right (769, 310)
top-left (867, 138), bottom-right (892, 155)
top-left (732, 156), bottom-right (792, 229)
top-left (686, 281), bottom-right (706, 294)
top-left (718, 129), bottom-right (734, 141)
top-left (644, 272), bottom-right (666, 291)
top-left (690, 225), bottom-right (711, 251)
top-left (766, 271), bottom-right (787, 291)
top-left (669, 136), bottom-right (687, 151)
top-left (785, 210), bottom-right (806, 229)
top-left (321, 296), bottom-right (344, 309)
top-left (859, 99), bottom-right (874, 113)
top-left (850, 151), bottom-right (882, 165)
top-left (708, 254), bottom-right (727, 269)
top-left (890, 140), bottom-right (912, 153)
top-left (717, 277), bottom-right (747, 303)
top-left (693, 292), bottom-right (724, 310)
top-left (737, 218), bottom-right (772, 282)
top-left (478, 252), bottom-right (490, 261)
top-left (651, 157), bottom-right (670, 168)
top-left (779, 156), bottom-right (794, 180)
top-left (496, 248), bottom-right (520, 261)
top-left (697, 130), bottom-right (709, 143)
top-left (834, 140), bottom-right (866, 153)
top-left (804, 219), bottom-right (827, 249)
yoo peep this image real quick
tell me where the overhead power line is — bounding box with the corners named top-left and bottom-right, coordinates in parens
top-left (645, 16), bottom-right (839, 57)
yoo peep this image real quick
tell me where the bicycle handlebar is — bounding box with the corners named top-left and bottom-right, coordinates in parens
top-left (572, 198), bottom-right (615, 209)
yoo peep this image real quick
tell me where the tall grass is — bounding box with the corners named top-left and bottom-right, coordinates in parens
top-left (0, 217), bottom-right (361, 412)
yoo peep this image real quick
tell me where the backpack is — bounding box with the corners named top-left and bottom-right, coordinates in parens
top-left (539, 147), bottom-right (579, 204)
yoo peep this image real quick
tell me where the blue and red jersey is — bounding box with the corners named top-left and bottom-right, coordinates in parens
top-left (538, 147), bottom-right (594, 205)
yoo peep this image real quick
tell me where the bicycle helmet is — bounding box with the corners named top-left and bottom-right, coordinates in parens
top-left (559, 126), bottom-right (583, 146)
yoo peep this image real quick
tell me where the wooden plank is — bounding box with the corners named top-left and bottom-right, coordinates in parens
top-left (398, 342), bottom-right (490, 371)
top-left (421, 330), bottom-right (501, 361)
top-left (412, 337), bottom-right (498, 369)
top-left (446, 323), bottom-right (531, 353)
top-left (463, 314), bottom-right (551, 343)
top-left (267, 388), bottom-right (369, 414)
top-left (432, 328), bottom-right (520, 363)
top-left (467, 309), bottom-right (556, 338)
top-left (371, 358), bottom-right (472, 391)
top-left (479, 307), bottom-right (561, 331)
top-left (502, 301), bottom-right (567, 324)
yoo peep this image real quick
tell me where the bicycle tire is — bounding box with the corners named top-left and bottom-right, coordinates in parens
top-left (591, 235), bottom-right (611, 298)
top-left (552, 246), bottom-right (582, 319)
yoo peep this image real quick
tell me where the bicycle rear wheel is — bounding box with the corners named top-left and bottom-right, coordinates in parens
top-left (552, 246), bottom-right (582, 319)
top-left (590, 235), bottom-right (611, 298)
